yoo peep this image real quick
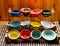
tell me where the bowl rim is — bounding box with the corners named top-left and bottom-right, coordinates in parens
top-left (31, 30), bottom-right (41, 40)
top-left (8, 29), bottom-right (20, 40)
top-left (41, 30), bottom-right (56, 40)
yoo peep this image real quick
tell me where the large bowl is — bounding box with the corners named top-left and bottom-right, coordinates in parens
top-left (11, 10), bottom-right (20, 16)
top-left (41, 30), bottom-right (56, 41)
top-left (20, 29), bottom-right (30, 39)
top-left (41, 21), bottom-right (54, 29)
top-left (31, 30), bottom-right (41, 40)
top-left (8, 29), bottom-right (19, 40)
top-left (10, 21), bottom-right (20, 27)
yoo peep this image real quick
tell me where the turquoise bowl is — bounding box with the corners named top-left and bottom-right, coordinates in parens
top-left (10, 21), bottom-right (20, 27)
top-left (42, 30), bottom-right (56, 41)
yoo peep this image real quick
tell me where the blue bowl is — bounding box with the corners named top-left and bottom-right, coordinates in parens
top-left (10, 21), bottom-right (20, 27)
top-left (11, 10), bottom-right (20, 16)
top-left (42, 30), bottom-right (56, 41)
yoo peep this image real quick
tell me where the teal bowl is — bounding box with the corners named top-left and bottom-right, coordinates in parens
top-left (31, 30), bottom-right (41, 40)
top-left (41, 30), bottom-right (56, 41)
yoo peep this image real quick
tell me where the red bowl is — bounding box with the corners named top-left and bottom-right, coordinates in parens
top-left (20, 29), bottom-right (30, 39)
top-left (30, 9), bottom-right (42, 17)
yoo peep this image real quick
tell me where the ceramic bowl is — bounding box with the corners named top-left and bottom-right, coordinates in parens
top-left (10, 21), bottom-right (20, 27)
top-left (31, 30), bottom-right (41, 40)
top-left (41, 30), bottom-right (56, 41)
top-left (41, 21), bottom-right (54, 29)
top-left (8, 29), bottom-right (19, 40)
top-left (11, 10), bottom-right (20, 16)
top-left (20, 29), bottom-right (30, 39)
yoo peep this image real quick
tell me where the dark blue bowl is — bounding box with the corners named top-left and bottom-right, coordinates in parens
top-left (10, 21), bottom-right (20, 27)
top-left (11, 10), bottom-right (20, 16)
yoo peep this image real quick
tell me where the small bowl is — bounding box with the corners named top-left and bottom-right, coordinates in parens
top-left (20, 8), bottom-right (31, 16)
top-left (31, 30), bottom-right (41, 40)
top-left (9, 21), bottom-right (20, 27)
top-left (42, 10), bottom-right (51, 17)
top-left (20, 29), bottom-right (30, 39)
top-left (11, 10), bottom-right (20, 16)
top-left (41, 21), bottom-right (54, 29)
top-left (30, 21), bottom-right (41, 27)
top-left (30, 9), bottom-right (42, 17)
top-left (8, 29), bottom-right (19, 40)
top-left (20, 21), bottom-right (30, 26)
top-left (41, 30), bottom-right (56, 41)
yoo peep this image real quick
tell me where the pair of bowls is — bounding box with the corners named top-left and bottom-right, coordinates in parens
top-left (8, 29), bottom-right (30, 40)
top-left (8, 29), bottom-right (56, 41)
top-left (31, 30), bottom-right (56, 40)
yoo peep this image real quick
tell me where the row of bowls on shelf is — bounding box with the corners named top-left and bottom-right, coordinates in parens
top-left (8, 29), bottom-right (56, 41)
top-left (8, 8), bottom-right (51, 17)
top-left (9, 21), bottom-right (55, 29)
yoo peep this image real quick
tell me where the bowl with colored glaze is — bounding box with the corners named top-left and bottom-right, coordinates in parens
top-left (20, 29), bottom-right (30, 39)
top-left (8, 29), bottom-right (19, 40)
top-left (31, 30), bottom-right (41, 40)
top-left (41, 30), bottom-right (56, 41)
top-left (11, 10), bottom-right (20, 16)
top-left (9, 21), bottom-right (20, 27)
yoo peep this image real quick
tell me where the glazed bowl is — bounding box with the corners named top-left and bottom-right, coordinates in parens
top-left (41, 21), bottom-right (54, 29)
top-left (9, 21), bottom-right (20, 27)
top-left (11, 10), bottom-right (20, 16)
top-left (20, 29), bottom-right (30, 39)
top-left (31, 30), bottom-right (41, 40)
top-left (20, 8), bottom-right (31, 16)
top-left (8, 29), bottom-right (19, 40)
top-left (41, 30), bottom-right (56, 41)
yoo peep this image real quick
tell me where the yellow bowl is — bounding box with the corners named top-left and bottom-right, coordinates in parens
top-left (8, 29), bottom-right (19, 40)
top-left (30, 22), bottom-right (41, 27)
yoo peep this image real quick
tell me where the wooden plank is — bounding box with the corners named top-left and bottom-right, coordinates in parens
top-left (28, 0), bottom-right (43, 9)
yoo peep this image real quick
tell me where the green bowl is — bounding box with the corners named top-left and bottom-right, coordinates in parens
top-left (42, 30), bottom-right (56, 41)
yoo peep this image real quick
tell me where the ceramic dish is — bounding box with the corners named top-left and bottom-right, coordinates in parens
top-left (9, 21), bottom-right (20, 27)
top-left (41, 21), bottom-right (54, 29)
top-left (41, 30), bottom-right (56, 41)
top-left (31, 30), bottom-right (41, 40)
top-left (20, 8), bottom-right (31, 16)
top-left (11, 10), bottom-right (20, 16)
top-left (30, 9), bottom-right (42, 17)
top-left (42, 10), bottom-right (51, 17)
top-left (20, 21), bottom-right (30, 26)
top-left (30, 22), bottom-right (41, 27)
top-left (20, 29), bottom-right (30, 39)
top-left (8, 29), bottom-right (19, 40)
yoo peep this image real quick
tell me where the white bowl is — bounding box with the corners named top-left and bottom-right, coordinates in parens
top-left (41, 21), bottom-right (54, 29)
